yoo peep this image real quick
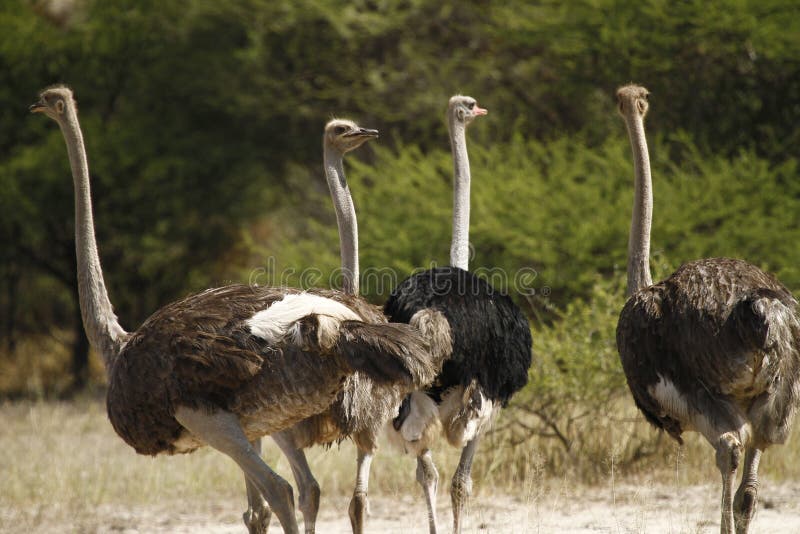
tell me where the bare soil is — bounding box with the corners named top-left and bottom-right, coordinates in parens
top-left (6, 481), bottom-right (799, 533)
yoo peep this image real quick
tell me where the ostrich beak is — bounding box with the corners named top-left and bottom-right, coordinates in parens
top-left (29, 100), bottom-right (46, 113)
top-left (473, 105), bottom-right (488, 116)
top-left (345, 128), bottom-right (379, 139)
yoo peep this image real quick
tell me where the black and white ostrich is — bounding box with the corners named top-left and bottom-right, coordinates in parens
top-left (384, 95), bottom-right (533, 534)
top-left (242, 119), bottom-right (451, 534)
top-left (615, 84), bottom-right (800, 534)
top-left (31, 85), bottom-right (443, 534)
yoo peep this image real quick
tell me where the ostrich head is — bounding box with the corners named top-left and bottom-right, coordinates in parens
top-left (448, 95), bottom-right (487, 125)
top-left (324, 119), bottom-right (379, 154)
top-left (30, 85), bottom-right (74, 121)
top-left (617, 84), bottom-right (649, 118)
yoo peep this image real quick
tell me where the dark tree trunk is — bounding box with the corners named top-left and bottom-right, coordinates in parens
top-left (4, 224), bottom-right (21, 354)
top-left (4, 262), bottom-right (19, 354)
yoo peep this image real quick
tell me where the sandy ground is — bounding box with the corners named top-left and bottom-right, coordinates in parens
top-left (9, 481), bottom-right (799, 533)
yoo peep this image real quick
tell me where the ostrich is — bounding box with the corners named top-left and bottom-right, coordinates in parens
top-left (31, 85), bottom-right (443, 534)
top-left (615, 84), bottom-right (800, 534)
top-left (242, 120), bottom-right (451, 534)
top-left (383, 95), bottom-right (533, 534)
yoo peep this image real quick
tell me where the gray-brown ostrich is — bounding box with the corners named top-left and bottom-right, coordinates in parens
top-left (242, 119), bottom-right (451, 534)
top-left (615, 84), bottom-right (800, 534)
top-left (383, 95), bottom-right (533, 534)
top-left (31, 85), bottom-right (442, 534)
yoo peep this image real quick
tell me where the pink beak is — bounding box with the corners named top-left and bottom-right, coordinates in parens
top-left (474, 105), bottom-right (488, 116)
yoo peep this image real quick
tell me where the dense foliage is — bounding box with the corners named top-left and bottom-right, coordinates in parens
top-left (267, 135), bottom-right (800, 314)
top-left (1, 0), bottom-right (799, 402)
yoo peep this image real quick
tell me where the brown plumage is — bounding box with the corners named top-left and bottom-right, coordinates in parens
top-left (615, 84), bottom-right (800, 534)
top-left (272, 292), bottom-right (444, 450)
top-left (279, 309), bottom-right (451, 452)
top-left (32, 86), bottom-right (441, 534)
top-left (618, 258), bottom-right (800, 447)
top-left (107, 285), bottom-right (435, 457)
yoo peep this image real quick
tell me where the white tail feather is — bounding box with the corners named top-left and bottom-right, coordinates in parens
top-left (247, 293), bottom-right (361, 346)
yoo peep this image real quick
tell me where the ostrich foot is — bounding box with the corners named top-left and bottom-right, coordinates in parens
top-left (451, 474), bottom-right (472, 534)
top-left (417, 451), bottom-right (440, 534)
top-left (243, 505), bottom-right (272, 534)
top-left (733, 447), bottom-right (762, 534)
top-left (348, 492), bottom-right (370, 534)
top-left (298, 480), bottom-right (320, 534)
top-left (733, 486), bottom-right (757, 534)
top-left (716, 433), bottom-right (743, 534)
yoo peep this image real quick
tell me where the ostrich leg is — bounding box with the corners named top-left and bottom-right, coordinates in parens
top-left (733, 447), bottom-right (762, 534)
top-left (348, 449), bottom-right (373, 533)
top-left (451, 435), bottom-right (481, 534)
top-left (715, 432), bottom-right (743, 534)
top-left (243, 439), bottom-right (272, 534)
top-left (416, 449), bottom-right (440, 534)
top-left (174, 407), bottom-right (299, 534)
top-left (271, 431), bottom-right (321, 534)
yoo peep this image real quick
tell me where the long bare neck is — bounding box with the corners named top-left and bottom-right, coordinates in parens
top-left (623, 108), bottom-right (653, 296)
top-left (58, 106), bottom-right (127, 368)
top-left (323, 145), bottom-right (359, 296)
top-left (448, 117), bottom-right (470, 271)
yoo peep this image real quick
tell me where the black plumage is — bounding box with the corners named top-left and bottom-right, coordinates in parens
top-left (384, 266), bottom-right (532, 406)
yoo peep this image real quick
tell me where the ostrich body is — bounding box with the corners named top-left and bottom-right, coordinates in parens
top-left (615, 84), bottom-right (800, 534)
top-left (243, 120), bottom-right (451, 534)
top-left (32, 86), bottom-right (441, 534)
top-left (383, 96), bottom-right (533, 534)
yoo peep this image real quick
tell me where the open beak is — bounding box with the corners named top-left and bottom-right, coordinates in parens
top-left (29, 100), bottom-right (46, 113)
top-left (345, 128), bottom-right (379, 139)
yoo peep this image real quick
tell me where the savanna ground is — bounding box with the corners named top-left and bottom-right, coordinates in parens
top-left (3, 400), bottom-right (800, 534)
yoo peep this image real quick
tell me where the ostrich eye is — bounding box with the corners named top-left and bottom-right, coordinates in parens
top-left (468, 102), bottom-right (476, 110)
top-left (334, 126), bottom-right (346, 135)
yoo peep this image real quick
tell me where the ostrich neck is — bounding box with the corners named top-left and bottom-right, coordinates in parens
top-left (59, 108), bottom-right (127, 369)
top-left (324, 145), bottom-right (359, 296)
top-left (449, 119), bottom-right (470, 271)
top-left (624, 109), bottom-right (653, 296)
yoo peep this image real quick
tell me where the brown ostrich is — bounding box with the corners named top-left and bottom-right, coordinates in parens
top-left (31, 85), bottom-right (443, 534)
top-left (615, 84), bottom-right (800, 534)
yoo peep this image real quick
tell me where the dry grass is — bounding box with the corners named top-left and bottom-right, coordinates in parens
top-left (2, 399), bottom-right (800, 533)
top-left (0, 398), bottom-right (471, 532)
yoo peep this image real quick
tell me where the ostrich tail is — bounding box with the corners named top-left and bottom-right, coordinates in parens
top-left (736, 289), bottom-right (799, 352)
top-left (334, 321), bottom-right (437, 388)
top-left (737, 290), bottom-right (800, 444)
top-left (438, 381), bottom-right (498, 447)
top-left (409, 308), bottom-right (453, 373)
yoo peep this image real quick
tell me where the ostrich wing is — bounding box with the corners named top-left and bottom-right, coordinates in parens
top-left (616, 283), bottom-right (686, 442)
top-left (333, 321), bottom-right (438, 388)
